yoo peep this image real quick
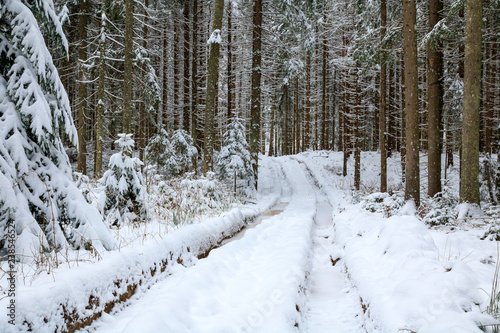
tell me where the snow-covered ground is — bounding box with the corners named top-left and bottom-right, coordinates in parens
top-left (3, 151), bottom-right (500, 332)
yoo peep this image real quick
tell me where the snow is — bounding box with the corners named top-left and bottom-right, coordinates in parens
top-left (207, 29), bottom-right (222, 44)
top-left (2, 151), bottom-right (499, 333)
top-left (0, 195), bottom-right (279, 332)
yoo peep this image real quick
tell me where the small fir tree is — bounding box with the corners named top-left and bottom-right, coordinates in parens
top-left (164, 130), bottom-right (198, 177)
top-left (146, 128), bottom-right (170, 172)
top-left (216, 118), bottom-right (253, 191)
top-left (101, 134), bottom-right (147, 226)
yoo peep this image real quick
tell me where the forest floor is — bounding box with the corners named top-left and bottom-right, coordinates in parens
top-left (3, 152), bottom-right (500, 332)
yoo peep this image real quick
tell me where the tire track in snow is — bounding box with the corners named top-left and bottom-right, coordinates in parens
top-left (292, 158), bottom-right (367, 333)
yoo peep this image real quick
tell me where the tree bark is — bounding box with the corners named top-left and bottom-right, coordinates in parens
top-left (191, 0), bottom-right (199, 169)
top-left (380, 0), bottom-right (387, 192)
top-left (321, 20), bottom-right (328, 150)
top-left (227, 1), bottom-right (234, 121)
top-left (427, 0), bottom-right (444, 197)
top-left (203, 0), bottom-right (225, 174)
top-left (122, 0), bottom-right (134, 135)
top-left (354, 68), bottom-right (361, 191)
top-left (183, 0), bottom-right (191, 132)
top-left (460, 0), bottom-right (482, 204)
top-left (294, 76), bottom-right (300, 153)
top-left (403, 0), bottom-right (420, 206)
top-left (77, 0), bottom-right (88, 174)
top-left (250, 0), bottom-right (262, 188)
top-left (94, 0), bottom-right (106, 178)
top-left (173, 14), bottom-right (180, 129)
top-left (304, 52), bottom-right (311, 149)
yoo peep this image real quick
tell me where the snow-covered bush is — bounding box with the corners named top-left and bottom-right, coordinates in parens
top-left (165, 129), bottom-right (198, 176)
top-left (0, 0), bottom-right (114, 255)
top-left (147, 129), bottom-right (197, 177)
top-left (420, 189), bottom-right (459, 226)
top-left (101, 134), bottom-right (147, 226)
top-left (146, 128), bottom-right (170, 172)
top-left (359, 192), bottom-right (405, 217)
top-left (216, 118), bottom-right (253, 191)
top-left (150, 172), bottom-right (236, 225)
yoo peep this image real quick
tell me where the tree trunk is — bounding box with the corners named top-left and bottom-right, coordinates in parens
top-left (427, 0), bottom-right (444, 197)
top-left (227, 1), bottom-right (234, 121)
top-left (484, 36), bottom-right (493, 156)
top-left (460, 0), bottom-right (482, 204)
top-left (250, 0), bottom-right (262, 188)
top-left (304, 52), bottom-right (311, 149)
top-left (191, 0), bottom-right (199, 169)
top-left (331, 70), bottom-right (337, 151)
top-left (354, 68), bottom-right (361, 191)
top-left (321, 23), bottom-right (328, 150)
top-left (183, 0), bottom-right (191, 132)
top-left (380, 0), bottom-right (387, 192)
top-left (387, 64), bottom-right (395, 158)
top-left (403, 0), bottom-right (420, 206)
top-left (203, 0), bottom-right (225, 174)
top-left (173, 14), bottom-right (180, 129)
top-left (77, 0), bottom-right (88, 174)
top-left (294, 76), bottom-right (300, 153)
top-left (400, 53), bottom-right (406, 182)
top-left (94, 0), bottom-right (106, 178)
top-left (161, 16), bottom-right (168, 131)
top-left (122, 0), bottom-right (134, 135)
top-left (138, 0), bottom-right (149, 163)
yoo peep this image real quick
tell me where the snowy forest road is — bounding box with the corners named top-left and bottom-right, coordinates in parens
top-left (85, 157), bottom-right (366, 333)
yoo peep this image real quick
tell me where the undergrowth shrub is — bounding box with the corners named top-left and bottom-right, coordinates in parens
top-left (100, 134), bottom-right (147, 226)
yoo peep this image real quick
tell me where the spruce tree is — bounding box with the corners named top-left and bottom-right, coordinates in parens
top-left (0, 0), bottom-right (114, 253)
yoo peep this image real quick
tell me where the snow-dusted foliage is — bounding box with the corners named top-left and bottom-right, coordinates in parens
top-left (216, 118), bottom-right (253, 190)
top-left (101, 134), bottom-right (147, 226)
top-left (0, 0), bottom-right (114, 255)
top-left (145, 128), bottom-right (170, 172)
top-left (164, 130), bottom-right (198, 177)
top-left (146, 129), bottom-right (197, 177)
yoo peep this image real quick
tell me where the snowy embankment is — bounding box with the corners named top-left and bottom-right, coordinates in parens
top-left (1, 197), bottom-right (278, 333)
top-left (334, 206), bottom-right (497, 332)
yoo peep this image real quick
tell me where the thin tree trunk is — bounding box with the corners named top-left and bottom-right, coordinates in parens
top-left (183, 0), bottom-right (191, 132)
top-left (294, 76), bottom-right (300, 153)
top-left (138, 0), bottom-right (149, 162)
top-left (227, 1), bottom-right (234, 121)
top-left (354, 68), bottom-right (361, 190)
top-left (460, 0), bottom-right (482, 204)
top-left (250, 0), bottom-right (262, 188)
top-left (77, 0), bottom-right (88, 174)
top-left (331, 70), bottom-right (337, 151)
top-left (173, 15), bottom-right (180, 129)
top-left (122, 0), bottom-right (134, 135)
top-left (403, 0), bottom-right (420, 205)
top-left (387, 64), bottom-right (395, 158)
top-left (191, 0), bottom-right (199, 169)
top-left (400, 53), bottom-right (406, 181)
top-left (427, 0), bottom-right (444, 197)
top-left (94, 0), bottom-right (106, 178)
top-left (283, 85), bottom-right (290, 155)
top-left (321, 22), bottom-right (328, 150)
top-left (484, 37), bottom-right (493, 156)
top-left (380, 0), bottom-right (387, 192)
top-left (161, 17), bottom-right (168, 131)
top-left (269, 89), bottom-right (275, 157)
top-left (203, 0), bottom-right (225, 174)
top-left (304, 52), bottom-right (311, 149)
